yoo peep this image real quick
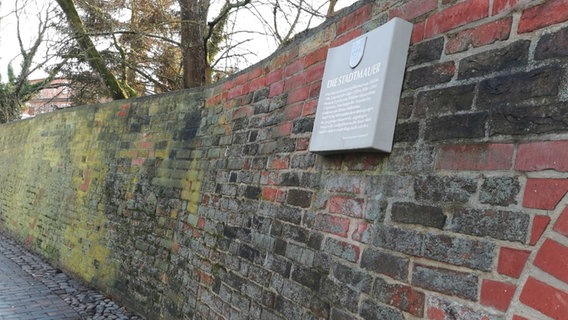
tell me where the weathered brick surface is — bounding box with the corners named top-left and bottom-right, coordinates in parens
top-left (458, 40), bottom-right (530, 79)
top-left (446, 18), bottom-right (512, 54)
top-left (436, 144), bottom-right (513, 171)
top-left (424, 0), bottom-right (489, 38)
top-left (516, 140), bottom-right (568, 172)
top-left (1, 0), bottom-right (568, 319)
top-left (519, 277), bottom-right (568, 319)
top-left (518, 0), bottom-right (568, 33)
top-left (480, 279), bottom-right (516, 312)
top-left (415, 84), bottom-right (475, 118)
top-left (498, 247), bottom-right (531, 279)
top-left (412, 264), bottom-right (478, 300)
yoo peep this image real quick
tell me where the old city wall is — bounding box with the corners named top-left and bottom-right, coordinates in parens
top-left (1, 0), bottom-right (568, 319)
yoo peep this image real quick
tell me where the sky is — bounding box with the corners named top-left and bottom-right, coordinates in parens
top-left (0, 0), bottom-right (54, 80)
top-left (0, 0), bottom-right (357, 82)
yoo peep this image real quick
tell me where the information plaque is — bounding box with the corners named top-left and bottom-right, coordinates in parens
top-left (309, 18), bottom-right (412, 154)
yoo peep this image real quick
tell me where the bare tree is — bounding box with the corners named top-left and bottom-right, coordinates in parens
top-left (0, 0), bottom-right (62, 123)
top-left (52, 0), bottom-right (354, 103)
top-left (55, 0), bottom-right (136, 100)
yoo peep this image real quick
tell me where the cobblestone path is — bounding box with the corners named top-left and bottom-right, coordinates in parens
top-left (0, 233), bottom-right (143, 320)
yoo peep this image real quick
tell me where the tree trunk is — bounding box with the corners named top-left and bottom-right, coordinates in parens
top-left (178, 0), bottom-right (208, 88)
top-left (327, 0), bottom-right (339, 17)
top-left (55, 0), bottom-right (136, 100)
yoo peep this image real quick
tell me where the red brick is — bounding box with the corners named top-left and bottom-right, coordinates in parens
top-left (427, 306), bottom-right (445, 320)
top-left (492, 0), bottom-right (532, 15)
top-left (375, 278), bottom-right (425, 316)
top-left (266, 70), bottom-right (283, 85)
top-left (261, 171), bottom-right (279, 185)
top-left (131, 158), bottom-right (145, 167)
top-left (330, 29), bottom-right (362, 48)
top-left (284, 72), bottom-right (307, 91)
top-left (309, 82), bottom-right (321, 99)
top-left (337, 4), bottom-right (372, 35)
top-left (303, 100), bottom-right (318, 116)
top-left (306, 63), bottom-right (325, 83)
top-left (436, 144), bottom-right (514, 170)
top-left (554, 207), bottom-right (568, 237)
top-left (518, 0), bottom-right (568, 33)
top-left (262, 187), bottom-right (278, 201)
top-left (389, 0), bottom-right (438, 21)
top-left (523, 178), bottom-right (568, 210)
top-left (511, 316), bottom-right (528, 320)
top-left (446, 17), bottom-right (512, 54)
top-left (139, 141), bottom-right (154, 149)
top-left (516, 141), bottom-right (568, 172)
top-left (520, 277), bottom-right (568, 319)
top-left (284, 104), bottom-right (303, 121)
top-left (498, 247), bottom-right (531, 278)
top-left (424, 0), bottom-right (490, 38)
top-left (269, 156), bottom-right (289, 170)
top-left (411, 21), bottom-right (426, 44)
top-left (303, 46), bottom-right (328, 68)
top-left (296, 138), bottom-right (310, 151)
top-left (227, 85), bottom-right (244, 99)
top-left (207, 94), bottom-right (222, 107)
top-left (284, 59), bottom-right (304, 77)
top-left (269, 81), bottom-right (285, 98)
top-left (223, 80), bottom-right (234, 91)
top-left (534, 239), bottom-right (568, 284)
top-left (329, 196), bottom-right (364, 218)
top-left (313, 213), bottom-right (350, 237)
top-left (351, 221), bottom-right (370, 243)
top-left (272, 122), bottom-right (292, 138)
top-left (248, 77), bottom-right (266, 92)
top-left (530, 215), bottom-right (551, 245)
top-left (480, 279), bottom-right (516, 311)
top-left (235, 73), bottom-right (248, 86)
top-left (288, 86), bottom-right (310, 104)
top-left (248, 67), bottom-right (263, 80)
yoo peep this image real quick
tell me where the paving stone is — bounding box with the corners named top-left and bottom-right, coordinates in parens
top-left (0, 232), bottom-right (144, 320)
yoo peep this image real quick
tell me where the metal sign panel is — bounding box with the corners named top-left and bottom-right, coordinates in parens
top-left (309, 18), bottom-right (412, 154)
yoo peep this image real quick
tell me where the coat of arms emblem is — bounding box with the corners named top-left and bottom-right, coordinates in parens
top-left (349, 36), bottom-right (367, 68)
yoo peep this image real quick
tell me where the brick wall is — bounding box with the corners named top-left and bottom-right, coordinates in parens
top-left (1, 0), bottom-right (568, 319)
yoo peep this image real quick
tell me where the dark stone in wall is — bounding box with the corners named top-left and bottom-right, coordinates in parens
top-left (535, 26), bottom-right (568, 60)
top-left (360, 299), bottom-right (404, 320)
top-left (286, 189), bottom-right (313, 208)
top-left (458, 40), bottom-right (530, 79)
top-left (415, 84), bottom-right (475, 118)
top-left (360, 248), bottom-right (409, 281)
top-left (332, 262), bottom-right (373, 293)
top-left (394, 121), bottom-right (419, 143)
top-left (407, 37), bottom-right (444, 66)
top-left (397, 96), bottom-right (414, 120)
top-left (478, 66), bottom-right (562, 107)
top-left (412, 264), bottom-right (478, 300)
top-left (489, 103), bottom-right (568, 136)
top-left (424, 112), bottom-right (487, 141)
top-left (404, 62), bottom-right (455, 90)
top-left (423, 233), bottom-right (495, 271)
top-left (391, 202), bottom-right (446, 229)
top-left (449, 208), bottom-right (530, 242)
top-left (414, 175), bottom-right (477, 203)
top-left (177, 108), bottom-right (202, 141)
top-left (479, 176), bottom-right (520, 206)
top-left (292, 117), bottom-right (314, 134)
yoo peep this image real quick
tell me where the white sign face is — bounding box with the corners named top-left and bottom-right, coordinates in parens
top-left (309, 18), bottom-right (412, 154)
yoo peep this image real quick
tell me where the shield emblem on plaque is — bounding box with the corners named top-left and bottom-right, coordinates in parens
top-left (349, 36), bottom-right (367, 68)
